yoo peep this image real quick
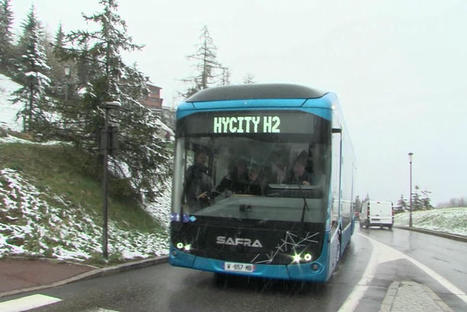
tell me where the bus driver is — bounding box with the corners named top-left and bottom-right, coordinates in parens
top-left (185, 150), bottom-right (212, 210)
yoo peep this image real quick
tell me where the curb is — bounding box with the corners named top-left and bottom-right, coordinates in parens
top-left (379, 281), bottom-right (453, 312)
top-left (394, 226), bottom-right (467, 242)
top-left (0, 256), bottom-right (169, 299)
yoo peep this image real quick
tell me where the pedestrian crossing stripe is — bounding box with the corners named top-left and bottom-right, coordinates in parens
top-left (0, 294), bottom-right (61, 312)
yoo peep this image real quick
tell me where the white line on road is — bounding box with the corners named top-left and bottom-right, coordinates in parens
top-left (337, 234), bottom-right (378, 312)
top-left (0, 294), bottom-right (61, 312)
top-left (338, 233), bottom-right (467, 312)
top-left (363, 233), bottom-right (467, 304)
top-left (83, 308), bottom-right (119, 312)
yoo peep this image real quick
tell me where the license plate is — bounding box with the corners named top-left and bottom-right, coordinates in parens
top-left (224, 262), bottom-right (255, 273)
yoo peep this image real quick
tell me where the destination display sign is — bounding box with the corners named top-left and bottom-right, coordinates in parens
top-left (213, 116), bottom-right (280, 134)
top-left (176, 111), bottom-right (328, 136)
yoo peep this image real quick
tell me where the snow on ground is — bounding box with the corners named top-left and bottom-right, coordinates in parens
top-left (394, 207), bottom-right (467, 236)
top-left (0, 134), bottom-right (70, 145)
top-left (0, 168), bottom-right (169, 262)
top-left (0, 74), bottom-right (23, 132)
top-left (143, 178), bottom-right (172, 230)
top-left (0, 73), bottom-right (173, 261)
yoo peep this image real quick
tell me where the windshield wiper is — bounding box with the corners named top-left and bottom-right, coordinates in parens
top-left (297, 183), bottom-right (309, 224)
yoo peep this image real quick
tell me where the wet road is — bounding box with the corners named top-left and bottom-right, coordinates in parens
top-left (2, 226), bottom-right (466, 312)
top-left (361, 227), bottom-right (467, 295)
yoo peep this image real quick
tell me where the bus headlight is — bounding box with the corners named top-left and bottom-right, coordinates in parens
top-left (184, 244), bottom-right (192, 252)
top-left (290, 252), bottom-right (313, 264)
top-left (176, 242), bottom-right (184, 249)
top-left (292, 254), bottom-right (302, 263)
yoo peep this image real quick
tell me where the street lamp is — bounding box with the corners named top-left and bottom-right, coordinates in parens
top-left (64, 65), bottom-right (71, 101)
top-left (408, 152), bottom-right (414, 227)
top-left (102, 100), bottom-right (121, 259)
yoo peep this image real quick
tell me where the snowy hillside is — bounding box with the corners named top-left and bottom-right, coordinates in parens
top-left (0, 73), bottom-right (173, 262)
top-left (0, 73), bottom-right (23, 132)
top-left (0, 166), bottom-right (169, 262)
top-left (394, 207), bottom-right (467, 236)
top-left (0, 138), bottom-right (172, 262)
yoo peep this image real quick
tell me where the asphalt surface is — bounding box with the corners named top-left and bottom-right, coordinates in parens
top-left (1, 226), bottom-right (466, 312)
top-left (361, 227), bottom-right (467, 295)
top-left (359, 227), bottom-right (467, 311)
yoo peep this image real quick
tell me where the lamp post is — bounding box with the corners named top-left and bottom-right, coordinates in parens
top-left (102, 101), bottom-right (121, 259)
top-left (64, 65), bottom-right (71, 101)
top-left (408, 152), bottom-right (414, 227)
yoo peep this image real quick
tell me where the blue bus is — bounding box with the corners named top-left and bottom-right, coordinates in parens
top-left (169, 84), bottom-right (356, 282)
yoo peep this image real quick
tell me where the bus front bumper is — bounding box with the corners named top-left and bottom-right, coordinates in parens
top-left (169, 246), bottom-right (329, 282)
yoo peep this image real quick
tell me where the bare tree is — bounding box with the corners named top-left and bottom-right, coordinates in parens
top-left (182, 26), bottom-right (221, 98)
top-left (220, 66), bottom-right (231, 86)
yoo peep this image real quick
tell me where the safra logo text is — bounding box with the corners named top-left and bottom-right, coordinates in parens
top-left (213, 116), bottom-right (281, 134)
top-left (216, 236), bottom-right (263, 248)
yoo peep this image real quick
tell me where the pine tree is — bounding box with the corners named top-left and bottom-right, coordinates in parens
top-left (55, 23), bottom-right (65, 51)
top-left (412, 185), bottom-right (423, 210)
top-left (421, 189), bottom-right (433, 209)
top-left (397, 194), bottom-right (408, 211)
top-left (182, 26), bottom-right (221, 98)
top-left (11, 6), bottom-right (51, 133)
top-left (63, 0), bottom-right (170, 199)
top-left (243, 73), bottom-right (255, 84)
top-left (0, 0), bottom-right (14, 69)
top-left (67, 0), bottom-right (144, 100)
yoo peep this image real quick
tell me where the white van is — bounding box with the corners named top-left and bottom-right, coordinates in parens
top-left (360, 200), bottom-right (393, 229)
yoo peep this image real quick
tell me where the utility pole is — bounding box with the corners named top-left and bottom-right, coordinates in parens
top-left (64, 65), bottom-right (71, 101)
top-left (28, 77), bottom-right (34, 132)
top-left (102, 101), bottom-right (121, 259)
top-left (408, 152), bottom-right (414, 228)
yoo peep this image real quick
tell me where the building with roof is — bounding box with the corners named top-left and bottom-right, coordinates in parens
top-left (142, 83), bottom-right (163, 109)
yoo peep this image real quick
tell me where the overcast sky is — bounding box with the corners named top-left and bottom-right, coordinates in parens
top-left (10, 0), bottom-right (467, 205)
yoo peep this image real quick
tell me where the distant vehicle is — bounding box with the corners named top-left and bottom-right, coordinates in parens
top-left (360, 200), bottom-right (393, 229)
top-left (169, 84), bottom-right (356, 282)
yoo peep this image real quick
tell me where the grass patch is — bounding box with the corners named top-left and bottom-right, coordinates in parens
top-left (0, 142), bottom-right (163, 234)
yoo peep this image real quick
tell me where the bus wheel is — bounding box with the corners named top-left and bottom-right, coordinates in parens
top-left (337, 230), bottom-right (342, 262)
top-left (214, 273), bottom-right (227, 287)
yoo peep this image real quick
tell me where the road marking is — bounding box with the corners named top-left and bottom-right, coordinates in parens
top-left (338, 233), bottom-right (467, 312)
top-left (337, 234), bottom-right (378, 312)
top-left (363, 233), bottom-right (467, 304)
top-left (0, 294), bottom-right (61, 312)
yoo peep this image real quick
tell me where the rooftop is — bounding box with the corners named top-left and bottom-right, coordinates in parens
top-left (186, 84), bottom-right (326, 102)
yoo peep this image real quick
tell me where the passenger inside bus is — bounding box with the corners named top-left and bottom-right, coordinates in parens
top-left (184, 149), bottom-right (212, 210)
top-left (216, 159), bottom-right (249, 194)
top-left (285, 151), bottom-right (313, 185)
top-left (245, 166), bottom-right (262, 195)
top-left (269, 151), bottom-right (288, 184)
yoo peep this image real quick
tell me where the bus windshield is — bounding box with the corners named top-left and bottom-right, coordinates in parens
top-left (172, 113), bottom-right (331, 223)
